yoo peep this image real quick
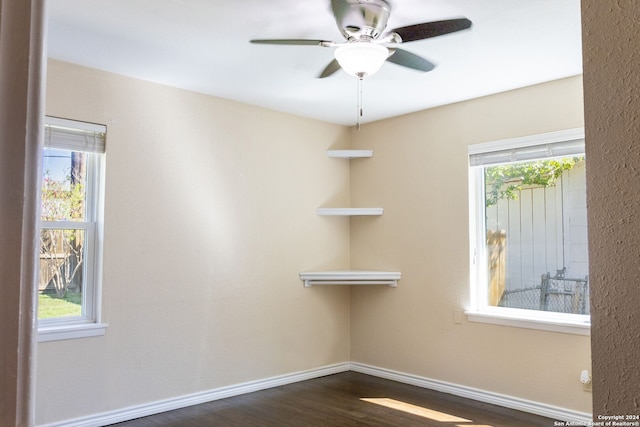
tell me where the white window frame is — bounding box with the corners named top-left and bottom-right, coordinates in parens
top-left (466, 128), bottom-right (590, 335)
top-left (38, 116), bottom-right (108, 342)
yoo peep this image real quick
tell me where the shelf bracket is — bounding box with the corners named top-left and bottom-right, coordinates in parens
top-left (299, 270), bottom-right (401, 288)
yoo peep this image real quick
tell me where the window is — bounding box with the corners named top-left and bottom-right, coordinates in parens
top-left (38, 117), bottom-right (107, 342)
top-left (467, 129), bottom-right (590, 334)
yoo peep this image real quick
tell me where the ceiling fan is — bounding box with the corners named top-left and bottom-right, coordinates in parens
top-left (251, 0), bottom-right (472, 79)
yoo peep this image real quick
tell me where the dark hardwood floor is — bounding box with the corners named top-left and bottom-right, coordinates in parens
top-left (111, 371), bottom-right (558, 426)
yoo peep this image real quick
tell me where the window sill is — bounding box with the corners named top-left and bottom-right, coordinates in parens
top-left (465, 310), bottom-right (590, 336)
top-left (37, 322), bottom-right (108, 342)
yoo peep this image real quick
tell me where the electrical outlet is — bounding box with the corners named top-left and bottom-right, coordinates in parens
top-left (580, 370), bottom-right (592, 392)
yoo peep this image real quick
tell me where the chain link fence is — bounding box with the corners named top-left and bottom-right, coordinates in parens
top-left (498, 273), bottom-right (589, 315)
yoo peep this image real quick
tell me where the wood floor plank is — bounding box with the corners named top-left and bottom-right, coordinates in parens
top-left (110, 372), bottom-right (558, 426)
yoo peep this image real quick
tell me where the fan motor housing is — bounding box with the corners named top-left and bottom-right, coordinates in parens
top-left (335, 0), bottom-right (392, 41)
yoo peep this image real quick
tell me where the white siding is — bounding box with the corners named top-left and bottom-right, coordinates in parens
top-left (486, 161), bottom-right (587, 291)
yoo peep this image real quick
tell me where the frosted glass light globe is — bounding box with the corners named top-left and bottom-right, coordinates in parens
top-left (334, 42), bottom-right (389, 77)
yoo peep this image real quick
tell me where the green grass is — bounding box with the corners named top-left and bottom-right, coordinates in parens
top-left (38, 292), bottom-right (82, 319)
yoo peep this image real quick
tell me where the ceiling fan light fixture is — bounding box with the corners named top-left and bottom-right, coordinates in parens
top-left (334, 42), bottom-right (389, 77)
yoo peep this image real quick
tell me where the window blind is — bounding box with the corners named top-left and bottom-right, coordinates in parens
top-left (468, 128), bottom-right (585, 167)
top-left (44, 116), bottom-right (106, 153)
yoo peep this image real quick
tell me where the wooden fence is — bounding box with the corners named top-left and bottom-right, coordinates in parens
top-left (485, 163), bottom-right (588, 306)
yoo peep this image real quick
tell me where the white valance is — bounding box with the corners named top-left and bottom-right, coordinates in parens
top-left (469, 128), bottom-right (584, 167)
top-left (44, 116), bottom-right (106, 153)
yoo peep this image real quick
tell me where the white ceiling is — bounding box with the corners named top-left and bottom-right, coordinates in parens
top-left (46, 0), bottom-right (583, 126)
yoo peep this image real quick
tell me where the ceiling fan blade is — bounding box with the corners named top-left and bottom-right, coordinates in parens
top-left (386, 48), bottom-right (435, 72)
top-left (250, 39), bottom-right (334, 46)
top-left (318, 59), bottom-right (342, 78)
top-left (391, 18), bottom-right (472, 43)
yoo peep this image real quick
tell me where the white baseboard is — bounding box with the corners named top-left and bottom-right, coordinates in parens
top-left (349, 362), bottom-right (593, 424)
top-left (39, 363), bottom-right (350, 427)
top-left (39, 361), bottom-right (592, 426)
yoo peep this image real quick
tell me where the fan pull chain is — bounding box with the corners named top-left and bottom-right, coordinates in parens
top-left (356, 76), bottom-right (363, 130)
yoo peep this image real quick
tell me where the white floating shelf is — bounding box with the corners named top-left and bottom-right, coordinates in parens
top-left (327, 150), bottom-right (373, 159)
top-left (317, 208), bottom-right (383, 216)
top-left (299, 270), bottom-right (401, 287)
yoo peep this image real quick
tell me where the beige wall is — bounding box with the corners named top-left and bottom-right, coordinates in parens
top-left (37, 60), bottom-right (352, 424)
top-left (349, 76), bottom-right (592, 413)
top-left (17, 1), bottom-right (640, 423)
top-left (582, 0), bottom-right (640, 417)
top-left (38, 62), bottom-right (596, 424)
